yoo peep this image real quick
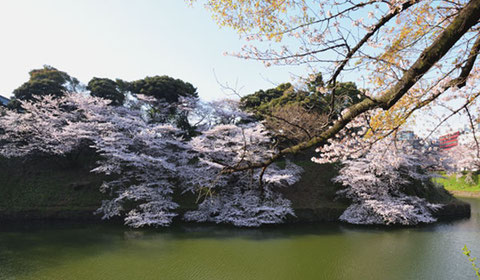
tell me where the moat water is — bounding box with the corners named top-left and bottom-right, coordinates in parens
top-left (1, 198), bottom-right (479, 280)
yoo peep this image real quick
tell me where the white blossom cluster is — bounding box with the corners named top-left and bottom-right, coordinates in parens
top-left (192, 99), bottom-right (251, 129)
top-left (183, 186), bottom-right (295, 227)
top-left (333, 140), bottom-right (444, 225)
top-left (0, 94), bottom-right (109, 157)
top-left (312, 113), bottom-right (373, 164)
top-left (85, 108), bottom-right (189, 228)
top-left (0, 94), bottom-right (190, 227)
top-left (312, 114), bottom-right (448, 225)
top-left (183, 123), bottom-right (303, 227)
top-left (446, 133), bottom-right (480, 172)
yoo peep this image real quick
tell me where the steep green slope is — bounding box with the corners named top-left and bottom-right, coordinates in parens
top-left (0, 149), bottom-right (469, 223)
top-left (0, 150), bottom-right (106, 220)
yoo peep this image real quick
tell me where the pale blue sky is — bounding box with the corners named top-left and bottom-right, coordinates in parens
top-left (0, 0), bottom-right (471, 137)
top-left (0, 0), bottom-right (306, 100)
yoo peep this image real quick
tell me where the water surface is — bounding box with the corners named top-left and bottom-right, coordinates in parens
top-left (1, 198), bottom-right (479, 280)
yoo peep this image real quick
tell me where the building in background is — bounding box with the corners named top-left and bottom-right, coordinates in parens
top-left (397, 130), bottom-right (415, 141)
top-left (397, 130), bottom-right (426, 149)
top-left (438, 131), bottom-right (460, 150)
top-left (0, 95), bottom-right (9, 107)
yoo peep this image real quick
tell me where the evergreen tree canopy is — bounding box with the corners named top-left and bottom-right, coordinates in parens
top-left (239, 75), bottom-right (363, 147)
top-left (240, 74), bottom-right (363, 119)
top-left (13, 65), bottom-right (80, 102)
top-left (87, 77), bottom-right (126, 106)
top-left (129, 75), bottom-right (198, 103)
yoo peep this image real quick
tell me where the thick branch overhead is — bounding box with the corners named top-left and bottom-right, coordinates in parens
top-left (224, 0), bottom-right (480, 173)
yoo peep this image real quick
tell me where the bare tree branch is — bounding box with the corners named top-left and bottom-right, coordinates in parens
top-left (447, 32), bottom-right (480, 88)
top-left (465, 106), bottom-right (480, 158)
top-left (424, 91), bottom-right (480, 139)
top-left (326, 0), bottom-right (419, 86)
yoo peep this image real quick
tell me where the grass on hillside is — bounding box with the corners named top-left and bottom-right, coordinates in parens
top-left (0, 151), bottom-right (106, 219)
top-left (434, 172), bottom-right (480, 192)
top-left (0, 147), bottom-right (467, 220)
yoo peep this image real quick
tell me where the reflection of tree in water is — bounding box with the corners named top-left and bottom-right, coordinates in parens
top-left (1, 207), bottom-right (480, 280)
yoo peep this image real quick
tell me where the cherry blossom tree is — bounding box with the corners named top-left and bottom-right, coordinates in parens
top-left (84, 105), bottom-right (190, 228)
top-left (446, 132), bottom-right (480, 172)
top-left (331, 140), bottom-right (445, 225)
top-left (313, 112), bottom-right (451, 225)
top-left (183, 123), bottom-right (303, 226)
top-left (0, 93), bottom-right (303, 227)
top-left (447, 143), bottom-right (480, 172)
top-left (0, 94), bottom-right (108, 157)
top-left (0, 93), bottom-right (189, 227)
top-left (191, 99), bottom-right (251, 130)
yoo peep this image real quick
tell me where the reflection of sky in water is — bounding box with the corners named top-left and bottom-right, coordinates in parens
top-left (0, 198), bottom-right (479, 280)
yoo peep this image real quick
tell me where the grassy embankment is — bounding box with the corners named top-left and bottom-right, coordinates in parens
top-left (434, 172), bottom-right (480, 197)
top-left (0, 148), bottom-right (348, 222)
top-left (0, 150), bottom-right (106, 220)
top-left (0, 148), bottom-right (468, 222)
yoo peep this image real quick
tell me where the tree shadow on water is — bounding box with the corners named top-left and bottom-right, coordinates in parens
top-left (0, 211), bottom-right (477, 280)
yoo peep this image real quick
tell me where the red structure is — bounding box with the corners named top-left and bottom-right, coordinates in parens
top-left (439, 131), bottom-right (460, 150)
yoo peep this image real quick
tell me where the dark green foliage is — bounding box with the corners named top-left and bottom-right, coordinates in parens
top-left (6, 98), bottom-right (22, 111)
top-left (240, 83), bottom-right (291, 114)
top-left (12, 65), bottom-right (80, 102)
top-left (129, 75), bottom-right (198, 103)
top-left (87, 77), bottom-right (126, 106)
top-left (240, 74), bottom-right (363, 119)
top-left (14, 79), bottom-right (65, 100)
top-left (239, 74), bottom-right (363, 148)
top-left (115, 78), bottom-right (130, 95)
top-left (175, 112), bottom-right (197, 137)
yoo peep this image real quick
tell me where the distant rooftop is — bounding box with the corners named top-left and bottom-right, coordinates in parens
top-left (397, 130), bottom-right (415, 141)
top-left (0, 95), bottom-right (9, 106)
